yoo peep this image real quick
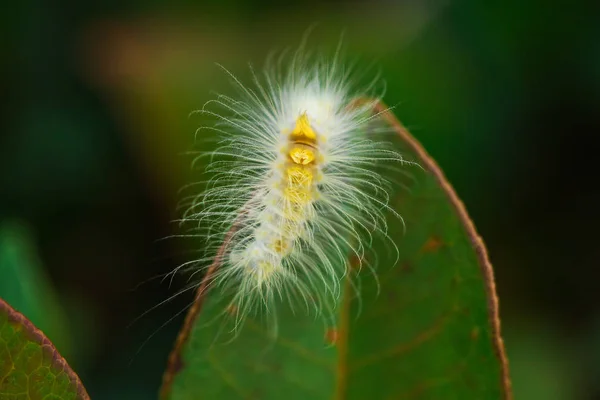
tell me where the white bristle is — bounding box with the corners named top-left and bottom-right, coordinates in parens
top-left (179, 48), bottom-right (405, 334)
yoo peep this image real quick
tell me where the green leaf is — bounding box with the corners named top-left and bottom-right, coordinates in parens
top-left (160, 101), bottom-right (511, 399)
top-left (0, 298), bottom-right (89, 399)
top-left (0, 222), bottom-right (72, 360)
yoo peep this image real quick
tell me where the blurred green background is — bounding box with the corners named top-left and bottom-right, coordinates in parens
top-left (1, 0), bottom-right (599, 399)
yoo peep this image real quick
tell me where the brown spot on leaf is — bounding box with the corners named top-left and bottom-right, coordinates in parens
top-left (471, 327), bottom-right (480, 341)
top-left (325, 328), bottom-right (338, 345)
top-left (420, 236), bottom-right (444, 253)
top-left (226, 303), bottom-right (238, 316)
top-left (400, 261), bottom-right (413, 274)
top-left (349, 255), bottom-right (363, 270)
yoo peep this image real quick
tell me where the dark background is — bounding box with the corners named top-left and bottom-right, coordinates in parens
top-left (1, 0), bottom-right (599, 398)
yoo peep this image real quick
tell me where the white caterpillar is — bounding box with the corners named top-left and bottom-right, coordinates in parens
top-left (180, 49), bottom-right (404, 332)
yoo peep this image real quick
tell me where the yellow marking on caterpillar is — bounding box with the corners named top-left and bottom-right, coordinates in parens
top-left (280, 113), bottom-right (321, 221)
top-left (289, 145), bottom-right (316, 165)
top-left (284, 186), bottom-right (312, 204)
top-left (290, 113), bottom-right (317, 144)
top-left (271, 238), bottom-right (291, 255)
top-left (254, 261), bottom-right (278, 284)
top-left (286, 165), bottom-right (313, 186)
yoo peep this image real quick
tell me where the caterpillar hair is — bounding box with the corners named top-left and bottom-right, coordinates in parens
top-left (177, 44), bottom-right (407, 336)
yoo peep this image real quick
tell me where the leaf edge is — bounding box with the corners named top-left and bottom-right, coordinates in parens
top-left (0, 297), bottom-right (90, 400)
top-left (371, 99), bottom-right (513, 399)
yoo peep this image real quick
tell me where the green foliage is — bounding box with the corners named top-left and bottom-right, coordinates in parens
top-left (0, 299), bottom-right (88, 399)
top-left (0, 222), bottom-right (72, 360)
top-left (160, 106), bottom-right (510, 399)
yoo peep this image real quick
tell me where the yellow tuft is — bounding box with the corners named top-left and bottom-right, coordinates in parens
top-left (279, 113), bottom-right (320, 222)
top-left (283, 186), bottom-right (312, 205)
top-left (270, 238), bottom-right (292, 255)
top-left (289, 145), bottom-right (316, 165)
top-left (290, 113), bottom-right (317, 143)
top-left (286, 165), bottom-right (313, 186)
top-left (252, 261), bottom-right (278, 285)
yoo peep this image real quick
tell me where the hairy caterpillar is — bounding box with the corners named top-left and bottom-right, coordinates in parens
top-left (178, 47), bottom-right (405, 335)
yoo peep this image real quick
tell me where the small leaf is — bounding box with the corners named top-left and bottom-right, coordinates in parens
top-left (160, 101), bottom-right (511, 399)
top-left (0, 298), bottom-right (89, 399)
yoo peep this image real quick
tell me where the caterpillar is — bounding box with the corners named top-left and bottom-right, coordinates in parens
top-left (179, 48), bottom-right (405, 334)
